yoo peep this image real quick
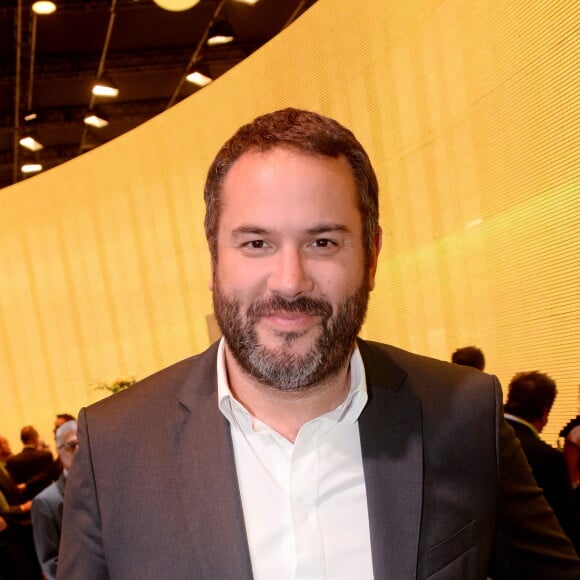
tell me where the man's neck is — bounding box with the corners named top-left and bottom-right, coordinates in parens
top-left (223, 345), bottom-right (352, 443)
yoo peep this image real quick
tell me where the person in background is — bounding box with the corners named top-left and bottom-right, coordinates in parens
top-left (560, 415), bottom-right (580, 508)
top-left (31, 420), bottom-right (78, 580)
top-left (0, 436), bottom-right (40, 580)
top-left (504, 371), bottom-right (580, 552)
top-left (0, 434), bottom-right (23, 507)
top-left (6, 426), bottom-right (54, 500)
top-left (47, 413), bottom-right (77, 482)
top-left (0, 488), bottom-right (32, 514)
top-left (451, 345), bottom-right (485, 371)
top-left (52, 414), bottom-right (76, 436)
top-left (58, 108), bottom-right (580, 579)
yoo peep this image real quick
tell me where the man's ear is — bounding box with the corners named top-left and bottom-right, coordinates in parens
top-left (368, 227), bottom-right (382, 291)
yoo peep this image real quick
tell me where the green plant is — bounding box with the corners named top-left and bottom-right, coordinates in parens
top-left (95, 377), bottom-right (136, 394)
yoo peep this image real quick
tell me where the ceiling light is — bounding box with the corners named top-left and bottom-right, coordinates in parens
top-left (21, 163), bottom-right (43, 174)
top-left (153, 0), bottom-right (200, 11)
top-left (92, 80), bottom-right (119, 98)
top-left (84, 113), bottom-right (109, 129)
top-left (24, 112), bottom-right (38, 122)
top-left (185, 71), bottom-right (212, 87)
top-left (32, 1), bottom-right (57, 15)
top-left (234, 0), bottom-right (260, 4)
top-left (207, 21), bottom-right (235, 46)
top-left (19, 137), bottom-right (43, 152)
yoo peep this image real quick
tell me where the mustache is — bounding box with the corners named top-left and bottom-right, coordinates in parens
top-left (247, 294), bottom-right (332, 320)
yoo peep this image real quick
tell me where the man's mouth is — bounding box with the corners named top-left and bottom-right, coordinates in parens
top-left (261, 311), bottom-right (319, 333)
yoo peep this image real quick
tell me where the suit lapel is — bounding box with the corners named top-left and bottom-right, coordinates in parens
top-left (358, 340), bottom-right (424, 580)
top-left (167, 345), bottom-right (254, 580)
top-left (162, 340), bottom-right (423, 578)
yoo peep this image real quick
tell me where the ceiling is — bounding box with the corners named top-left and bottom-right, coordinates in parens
top-left (0, 0), bottom-right (318, 191)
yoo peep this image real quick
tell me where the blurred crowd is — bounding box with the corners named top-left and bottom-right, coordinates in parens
top-left (451, 345), bottom-right (580, 553)
top-left (1, 414), bottom-right (77, 580)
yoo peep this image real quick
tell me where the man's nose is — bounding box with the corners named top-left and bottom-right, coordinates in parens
top-left (267, 247), bottom-right (314, 298)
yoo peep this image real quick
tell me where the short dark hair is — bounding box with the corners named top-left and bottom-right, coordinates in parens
top-left (451, 346), bottom-right (485, 371)
top-left (20, 425), bottom-right (38, 444)
top-left (56, 413), bottom-right (76, 423)
top-left (204, 108), bottom-right (379, 266)
top-left (505, 371), bottom-right (557, 423)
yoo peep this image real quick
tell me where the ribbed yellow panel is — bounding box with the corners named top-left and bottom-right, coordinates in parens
top-left (0, 0), bottom-right (578, 449)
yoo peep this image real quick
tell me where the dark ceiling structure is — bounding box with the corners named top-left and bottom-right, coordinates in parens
top-left (0, 0), bottom-right (318, 190)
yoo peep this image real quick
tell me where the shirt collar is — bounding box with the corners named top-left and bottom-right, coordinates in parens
top-left (217, 337), bottom-right (368, 432)
top-left (504, 413), bottom-right (540, 438)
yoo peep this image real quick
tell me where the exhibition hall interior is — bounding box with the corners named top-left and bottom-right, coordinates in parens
top-left (1, 0), bottom-right (578, 577)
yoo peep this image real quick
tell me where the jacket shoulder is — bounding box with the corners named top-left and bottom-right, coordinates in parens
top-left (32, 479), bottom-right (62, 506)
top-left (86, 341), bottom-right (220, 419)
top-left (358, 339), bottom-right (496, 395)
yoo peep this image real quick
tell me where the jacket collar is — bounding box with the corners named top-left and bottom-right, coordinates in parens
top-left (357, 339), bottom-right (424, 579)
top-left (168, 342), bottom-right (254, 579)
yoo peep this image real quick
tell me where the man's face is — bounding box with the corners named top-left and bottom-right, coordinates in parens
top-left (211, 147), bottom-right (380, 391)
top-left (57, 428), bottom-right (78, 471)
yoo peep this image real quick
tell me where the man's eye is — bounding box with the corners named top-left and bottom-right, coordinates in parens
top-left (312, 239), bottom-right (336, 248)
top-left (244, 240), bottom-right (267, 249)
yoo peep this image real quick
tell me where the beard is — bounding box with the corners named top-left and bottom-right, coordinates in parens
top-left (212, 277), bottom-right (370, 392)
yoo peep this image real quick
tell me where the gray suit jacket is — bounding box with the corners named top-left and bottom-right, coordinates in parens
top-left (31, 473), bottom-right (66, 580)
top-left (57, 340), bottom-right (580, 579)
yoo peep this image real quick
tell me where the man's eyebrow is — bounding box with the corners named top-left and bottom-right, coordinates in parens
top-left (231, 225), bottom-right (270, 238)
top-left (306, 224), bottom-right (351, 235)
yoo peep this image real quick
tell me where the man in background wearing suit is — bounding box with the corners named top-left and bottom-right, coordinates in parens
top-left (6, 426), bottom-right (54, 500)
top-left (58, 108), bottom-right (580, 579)
top-left (31, 419), bottom-right (78, 580)
top-left (504, 371), bottom-right (580, 553)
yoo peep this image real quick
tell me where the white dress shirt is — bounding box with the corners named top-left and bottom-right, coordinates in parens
top-left (218, 339), bottom-right (374, 580)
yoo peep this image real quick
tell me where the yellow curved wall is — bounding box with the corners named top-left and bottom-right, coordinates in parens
top-left (1, 0), bottom-right (578, 451)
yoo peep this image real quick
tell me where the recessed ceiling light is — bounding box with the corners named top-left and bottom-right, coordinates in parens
top-left (207, 34), bottom-right (234, 46)
top-left (19, 137), bottom-right (43, 152)
top-left (153, 0), bottom-right (200, 11)
top-left (84, 114), bottom-right (109, 129)
top-left (207, 21), bottom-right (235, 46)
top-left (32, 2), bottom-right (57, 15)
top-left (92, 80), bottom-right (119, 98)
top-left (185, 71), bottom-right (212, 87)
top-left (24, 112), bottom-right (38, 122)
top-left (234, 0), bottom-right (260, 5)
top-left (21, 163), bottom-right (43, 174)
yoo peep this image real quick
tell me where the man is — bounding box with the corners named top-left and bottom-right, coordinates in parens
top-left (451, 345), bottom-right (486, 371)
top-left (47, 413), bottom-right (77, 482)
top-left (58, 109), bottom-right (580, 579)
top-left (504, 371), bottom-right (580, 552)
top-left (0, 434), bottom-right (21, 506)
top-left (53, 413), bottom-right (76, 436)
top-left (6, 426), bottom-right (54, 499)
top-left (31, 420), bottom-right (78, 580)
top-left (0, 434), bottom-right (31, 512)
top-left (0, 434), bottom-right (12, 465)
